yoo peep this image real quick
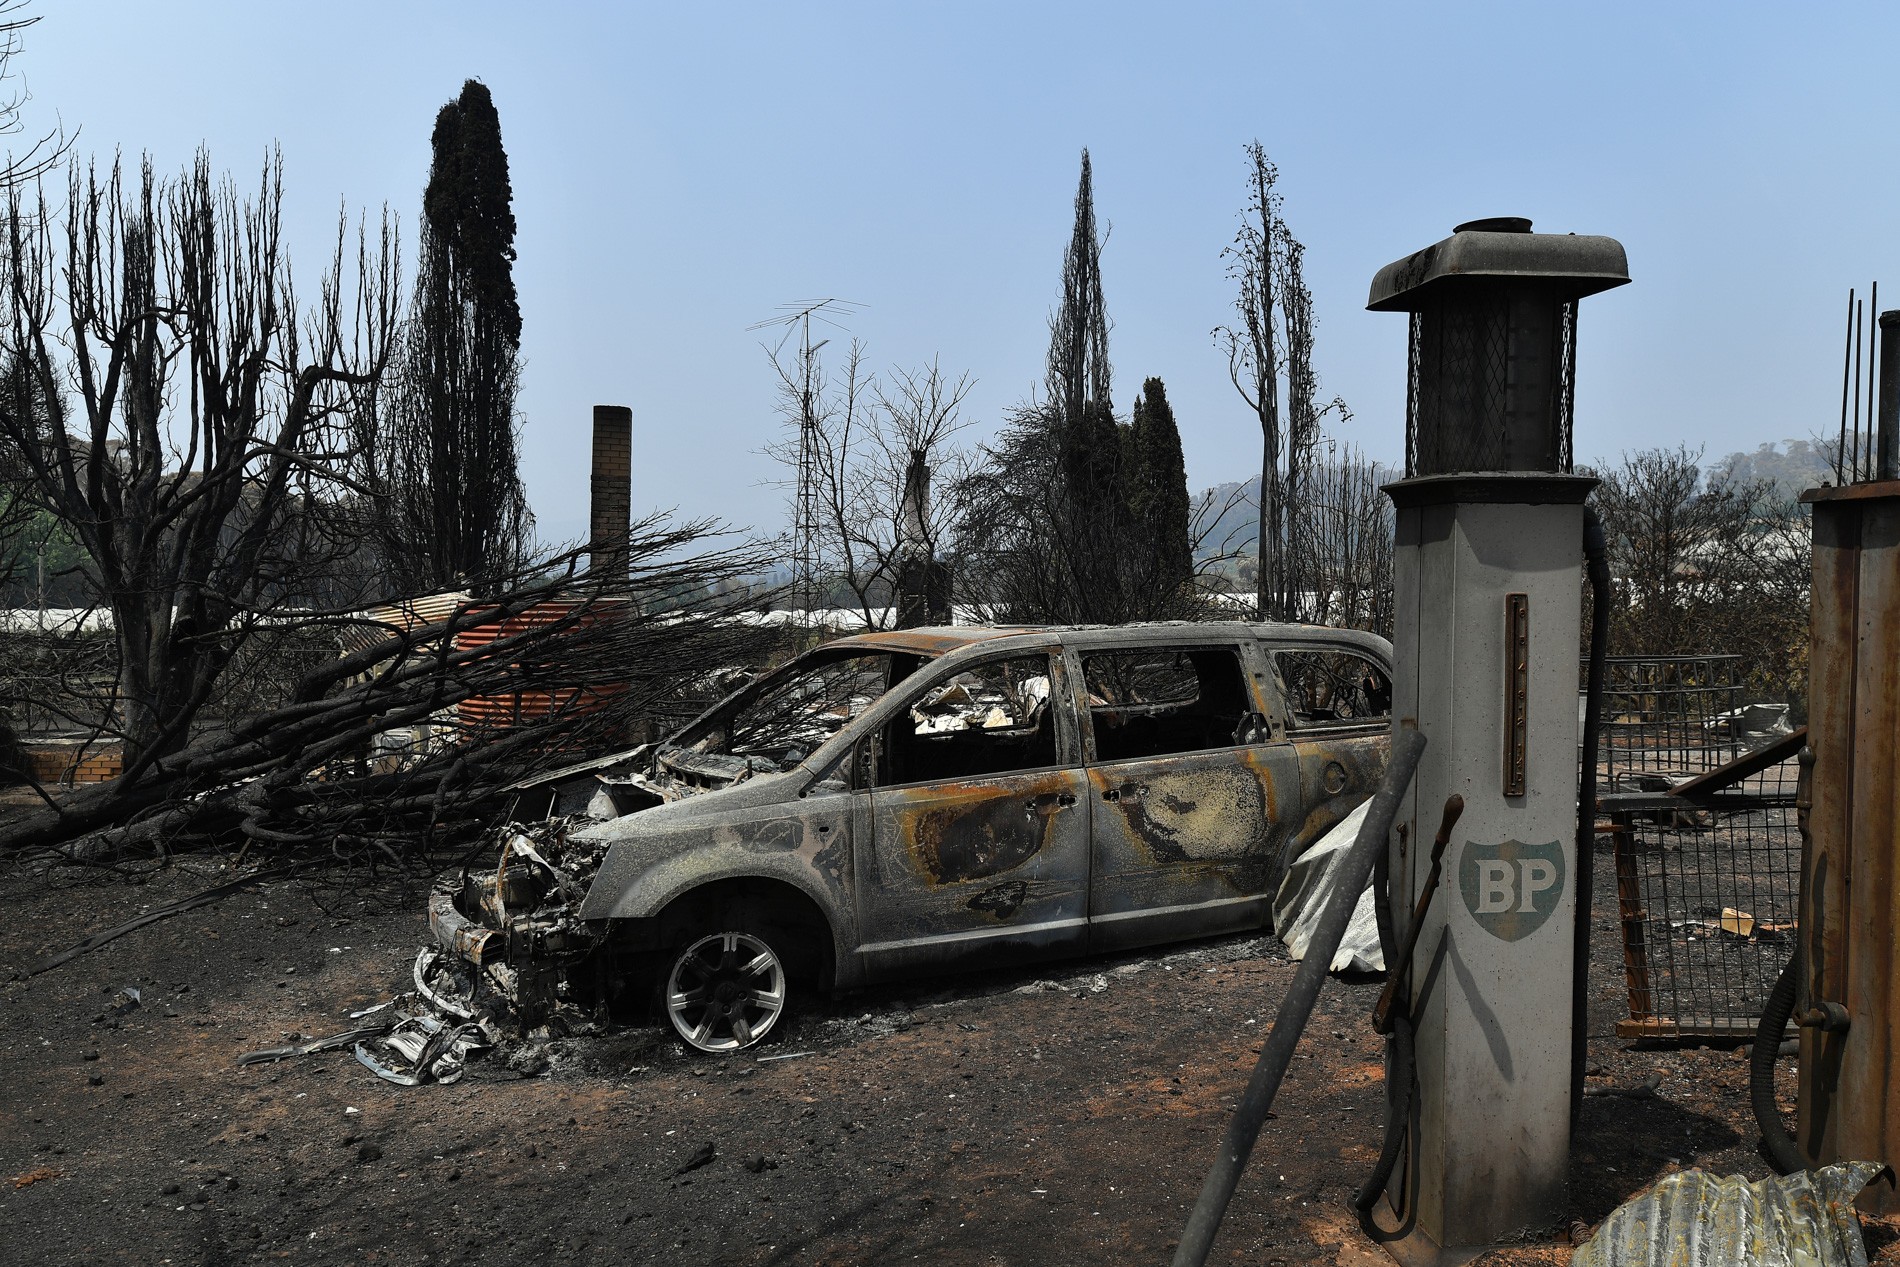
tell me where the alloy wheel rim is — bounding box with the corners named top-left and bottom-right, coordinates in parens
top-left (665, 931), bottom-right (786, 1053)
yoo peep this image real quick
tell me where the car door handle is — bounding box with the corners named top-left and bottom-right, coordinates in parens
top-left (1055, 792), bottom-right (1077, 808)
top-left (1102, 783), bottom-right (1141, 803)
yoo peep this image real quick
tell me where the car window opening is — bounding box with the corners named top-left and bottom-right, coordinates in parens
top-left (1275, 649), bottom-right (1392, 729)
top-left (870, 654), bottom-right (1058, 786)
top-left (1085, 646), bottom-right (1253, 760)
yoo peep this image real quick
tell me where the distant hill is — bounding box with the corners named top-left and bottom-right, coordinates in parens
top-left (1704, 439), bottom-right (1836, 503)
top-left (1191, 476), bottom-right (1258, 563)
top-left (1190, 441), bottom-right (1833, 567)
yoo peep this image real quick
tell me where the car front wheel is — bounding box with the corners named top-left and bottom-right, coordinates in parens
top-left (663, 929), bottom-right (788, 1053)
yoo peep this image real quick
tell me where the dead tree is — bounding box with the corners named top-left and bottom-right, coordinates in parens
top-left (1294, 446), bottom-right (1394, 636)
top-left (0, 3), bottom-right (68, 190)
top-left (1217, 143), bottom-right (1283, 619)
top-left (952, 152), bottom-right (1151, 625)
top-left (1216, 143), bottom-right (1348, 622)
top-left (1590, 446), bottom-right (1810, 709)
top-left (351, 80), bottom-right (532, 595)
top-left (0, 152), bottom-right (400, 775)
top-left (765, 342), bottom-right (972, 629)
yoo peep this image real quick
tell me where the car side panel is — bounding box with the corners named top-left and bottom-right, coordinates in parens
top-left (1085, 742), bottom-right (1301, 952)
top-left (854, 769), bottom-right (1091, 980)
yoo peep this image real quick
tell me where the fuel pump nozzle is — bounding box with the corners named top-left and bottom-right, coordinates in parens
top-left (1373, 794), bottom-right (1465, 1036)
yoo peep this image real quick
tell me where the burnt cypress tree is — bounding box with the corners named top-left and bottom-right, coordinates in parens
top-left (1128, 377), bottom-right (1192, 592)
top-left (1047, 151), bottom-right (1128, 621)
top-left (1047, 149), bottom-right (1112, 431)
top-left (370, 79), bottom-right (530, 593)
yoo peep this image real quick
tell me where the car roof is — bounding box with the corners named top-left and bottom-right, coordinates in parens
top-left (823, 621), bottom-right (1392, 665)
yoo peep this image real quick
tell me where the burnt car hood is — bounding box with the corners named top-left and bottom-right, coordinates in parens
top-left (571, 765), bottom-right (846, 922)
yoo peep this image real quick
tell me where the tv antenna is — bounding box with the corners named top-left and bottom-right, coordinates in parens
top-left (749, 299), bottom-right (862, 625)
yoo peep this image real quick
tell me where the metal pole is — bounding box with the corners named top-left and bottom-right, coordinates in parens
top-left (1853, 301), bottom-right (1864, 481)
top-left (1840, 289), bottom-right (1857, 485)
top-left (1172, 725), bottom-right (1428, 1267)
top-left (1879, 309), bottom-right (1899, 481)
top-left (1869, 284), bottom-right (1880, 478)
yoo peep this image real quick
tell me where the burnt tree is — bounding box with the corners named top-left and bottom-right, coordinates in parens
top-left (358, 79), bottom-right (530, 593)
top-left (0, 524), bottom-right (775, 862)
top-left (0, 153), bottom-right (398, 774)
top-left (764, 341), bottom-right (972, 628)
top-left (1216, 143), bottom-right (1347, 621)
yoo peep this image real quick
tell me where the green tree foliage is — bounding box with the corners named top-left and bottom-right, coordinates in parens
top-left (1047, 149), bottom-right (1112, 431)
top-left (360, 79), bottom-right (530, 593)
top-left (1127, 378), bottom-right (1192, 591)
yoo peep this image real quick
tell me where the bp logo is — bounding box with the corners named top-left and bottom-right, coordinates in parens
top-left (1458, 839), bottom-right (1565, 942)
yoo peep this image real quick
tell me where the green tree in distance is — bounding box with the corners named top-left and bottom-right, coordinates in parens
top-left (1128, 377), bottom-right (1192, 593)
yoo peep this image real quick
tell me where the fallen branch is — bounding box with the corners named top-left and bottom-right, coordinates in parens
top-left (19, 863), bottom-right (306, 977)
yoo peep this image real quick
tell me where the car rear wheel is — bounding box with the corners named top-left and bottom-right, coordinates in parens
top-left (663, 929), bottom-right (788, 1053)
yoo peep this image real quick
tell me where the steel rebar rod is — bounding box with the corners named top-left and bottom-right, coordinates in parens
top-left (1854, 299), bottom-right (1865, 481)
top-left (1840, 288), bottom-right (1856, 484)
top-left (1869, 283), bottom-right (1880, 479)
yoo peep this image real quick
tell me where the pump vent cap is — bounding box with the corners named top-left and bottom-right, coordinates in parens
top-left (1367, 226), bottom-right (1629, 312)
top-left (1453, 216), bottom-right (1532, 234)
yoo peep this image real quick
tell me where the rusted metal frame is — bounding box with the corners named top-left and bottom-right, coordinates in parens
top-left (1067, 636), bottom-right (1271, 767)
top-left (1598, 790), bottom-right (1795, 815)
top-left (853, 637), bottom-right (1077, 789)
top-left (1670, 726), bottom-right (1808, 799)
top-left (1056, 644), bottom-right (1097, 766)
top-left (1238, 637), bottom-right (1293, 743)
top-left (1611, 809), bottom-right (1656, 1026)
top-left (1843, 495), bottom-right (1900, 1190)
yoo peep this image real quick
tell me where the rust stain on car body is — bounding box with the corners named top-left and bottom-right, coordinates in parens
top-left (900, 777), bottom-right (1070, 885)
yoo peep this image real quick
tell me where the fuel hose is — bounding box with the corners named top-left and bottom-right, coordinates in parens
top-left (1751, 947), bottom-right (1806, 1176)
top-left (1572, 506), bottom-right (1610, 1123)
top-left (1353, 830), bottom-right (1416, 1239)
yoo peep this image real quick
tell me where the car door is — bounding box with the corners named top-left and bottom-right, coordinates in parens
top-left (1082, 639), bottom-right (1302, 952)
top-left (1268, 640), bottom-right (1394, 857)
top-left (853, 650), bottom-right (1090, 981)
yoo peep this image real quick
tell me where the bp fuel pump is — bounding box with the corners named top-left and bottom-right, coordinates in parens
top-left (1366, 218), bottom-right (1628, 1263)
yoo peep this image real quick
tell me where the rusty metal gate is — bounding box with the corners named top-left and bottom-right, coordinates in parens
top-left (1588, 656), bottom-right (1803, 1040)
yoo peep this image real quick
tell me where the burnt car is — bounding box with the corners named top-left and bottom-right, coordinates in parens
top-left (430, 622), bottom-right (1392, 1053)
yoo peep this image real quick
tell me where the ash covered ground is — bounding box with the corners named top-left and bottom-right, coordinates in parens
top-left (0, 849), bottom-right (1831, 1266)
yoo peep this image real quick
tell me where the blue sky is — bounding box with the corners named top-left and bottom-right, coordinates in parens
top-left (23, 3), bottom-right (1900, 547)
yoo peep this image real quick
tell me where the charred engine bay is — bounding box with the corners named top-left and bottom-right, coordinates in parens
top-left (0, 855), bottom-right (1826, 1266)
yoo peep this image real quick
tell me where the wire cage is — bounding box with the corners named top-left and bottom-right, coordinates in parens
top-left (1598, 655), bottom-right (1748, 789)
top-left (1403, 295), bottom-right (1578, 478)
top-left (1587, 654), bottom-right (1802, 1040)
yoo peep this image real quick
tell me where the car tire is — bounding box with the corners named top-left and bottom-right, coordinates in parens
top-left (661, 928), bottom-right (790, 1054)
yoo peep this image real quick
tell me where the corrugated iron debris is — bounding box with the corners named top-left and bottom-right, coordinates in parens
top-left (1571, 1162), bottom-right (1883, 1267)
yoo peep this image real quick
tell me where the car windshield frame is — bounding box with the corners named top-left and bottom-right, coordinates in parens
top-left (665, 644), bottom-right (933, 769)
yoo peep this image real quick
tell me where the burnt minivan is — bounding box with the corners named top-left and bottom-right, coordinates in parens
top-left (430, 622), bottom-right (1392, 1053)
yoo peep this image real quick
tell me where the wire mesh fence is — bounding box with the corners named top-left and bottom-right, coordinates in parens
top-left (1587, 654), bottom-right (1802, 1040)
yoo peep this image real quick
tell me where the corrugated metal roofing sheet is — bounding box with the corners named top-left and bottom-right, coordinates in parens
top-left (331, 592), bottom-right (473, 657)
top-left (1572, 1162), bottom-right (1882, 1267)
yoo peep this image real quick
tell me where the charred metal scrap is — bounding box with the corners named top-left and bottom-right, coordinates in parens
top-left (426, 819), bottom-right (611, 1036)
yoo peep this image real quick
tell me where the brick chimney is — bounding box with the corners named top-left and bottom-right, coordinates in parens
top-left (589, 405), bottom-right (632, 582)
